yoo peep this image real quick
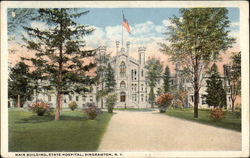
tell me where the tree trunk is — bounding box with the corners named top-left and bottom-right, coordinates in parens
top-left (17, 95), bottom-right (20, 108)
top-left (101, 97), bottom-right (103, 109)
top-left (55, 92), bottom-right (62, 120)
top-left (231, 98), bottom-right (235, 112)
top-left (193, 59), bottom-right (199, 118)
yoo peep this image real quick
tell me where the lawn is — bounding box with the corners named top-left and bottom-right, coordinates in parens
top-left (165, 108), bottom-right (241, 132)
top-left (9, 108), bottom-right (112, 151)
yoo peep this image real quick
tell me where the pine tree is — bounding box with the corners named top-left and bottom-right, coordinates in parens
top-left (163, 66), bottom-right (171, 93)
top-left (205, 64), bottom-right (227, 108)
top-left (145, 58), bottom-right (163, 108)
top-left (8, 61), bottom-right (33, 107)
top-left (104, 63), bottom-right (116, 93)
top-left (22, 9), bottom-right (96, 120)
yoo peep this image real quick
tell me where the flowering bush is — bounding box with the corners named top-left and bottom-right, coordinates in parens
top-left (210, 108), bottom-right (225, 121)
top-left (68, 101), bottom-right (78, 111)
top-left (84, 102), bottom-right (101, 120)
top-left (28, 101), bottom-right (50, 116)
top-left (105, 94), bottom-right (117, 113)
top-left (156, 93), bottom-right (173, 113)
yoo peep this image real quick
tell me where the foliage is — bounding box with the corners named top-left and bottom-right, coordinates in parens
top-left (205, 64), bottom-right (227, 108)
top-left (104, 63), bottom-right (116, 93)
top-left (28, 101), bottom-right (50, 116)
top-left (224, 51), bottom-right (241, 111)
top-left (210, 108), bottom-right (225, 121)
top-left (145, 58), bottom-right (163, 108)
top-left (8, 61), bottom-right (33, 107)
top-left (172, 89), bottom-right (188, 108)
top-left (22, 9), bottom-right (97, 120)
top-left (84, 102), bottom-right (101, 120)
top-left (95, 52), bottom-right (116, 108)
top-left (68, 101), bottom-right (78, 111)
top-left (234, 106), bottom-right (241, 118)
top-left (9, 109), bottom-right (112, 151)
top-left (163, 66), bottom-right (171, 93)
top-left (156, 93), bottom-right (173, 113)
top-left (105, 94), bottom-right (117, 113)
top-left (160, 8), bottom-right (235, 118)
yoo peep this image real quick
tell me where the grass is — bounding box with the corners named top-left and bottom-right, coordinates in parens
top-left (165, 108), bottom-right (241, 132)
top-left (9, 108), bottom-right (112, 151)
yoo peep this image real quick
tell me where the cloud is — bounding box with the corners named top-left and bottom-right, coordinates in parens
top-left (30, 21), bottom-right (48, 30)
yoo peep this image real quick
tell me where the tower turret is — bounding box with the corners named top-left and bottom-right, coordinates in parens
top-left (138, 46), bottom-right (146, 66)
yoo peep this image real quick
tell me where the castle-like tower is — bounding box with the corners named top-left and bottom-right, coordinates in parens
top-left (108, 41), bottom-right (148, 108)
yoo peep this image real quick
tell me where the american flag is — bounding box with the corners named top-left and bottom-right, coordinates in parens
top-left (122, 12), bottom-right (131, 34)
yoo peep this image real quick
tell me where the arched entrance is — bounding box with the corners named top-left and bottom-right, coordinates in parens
top-left (120, 92), bottom-right (126, 102)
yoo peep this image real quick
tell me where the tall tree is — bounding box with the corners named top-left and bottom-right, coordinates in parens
top-left (163, 65), bottom-right (171, 93)
top-left (160, 8), bottom-right (235, 118)
top-left (22, 9), bottom-right (96, 120)
top-left (145, 58), bottom-right (163, 108)
top-left (205, 64), bottom-right (227, 108)
top-left (104, 63), bottom-right (116, 93)
top-left (8, 61), bottom-right (33, 107)
top-left (95, 52), bottom-right (110, 108)
top-left (224, 51), bottom-right (241, 111)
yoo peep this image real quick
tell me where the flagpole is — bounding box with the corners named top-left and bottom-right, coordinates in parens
top-left (122, 10), bottom-right (124, 48)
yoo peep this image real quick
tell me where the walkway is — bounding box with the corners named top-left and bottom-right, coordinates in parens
top-left (98, 111), bottom-right (241, 151)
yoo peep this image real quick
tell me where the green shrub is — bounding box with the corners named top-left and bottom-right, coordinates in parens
top-left (68, 101), bottom-right (78, 111)
top-left (105, 94), bottom-right (117, 113)
top-left (210, 108), bottom-right (225, 121)
top-left (234, 106), bottom-right (241, 118)
top-left (156, 93), bottom-right (173, 113)
top-left (84, 103), bottom-right (101, 120)
top-left (28, 100), bottom-right (50, 116)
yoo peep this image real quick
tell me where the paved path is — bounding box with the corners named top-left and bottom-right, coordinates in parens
top-left (98, 111), bottom-right (241, 151)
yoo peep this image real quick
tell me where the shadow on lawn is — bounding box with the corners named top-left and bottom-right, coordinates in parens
top-left (16, 114), bottom-right (89, 124)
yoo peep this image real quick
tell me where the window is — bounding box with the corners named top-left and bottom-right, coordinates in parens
top-left (135, 84), bottom-right (137, 91)
top-left (90, 96), bottom-right (93, 102)
top-left (120, 92), bottom-right (126, 102)
top-left (141, 70), bottom-right (143, 77)
top-left (131, 84), bottom-right (134, 91)
top-left (134, 70), bottom-right (137, 80)
top-left (120, 81), bottom-right (126, 89)
top-left (76, 96), bottom-right (79, 101)
top-left (201, 95), bottom-right (206, 104)
top-left (141, 84), bottom-right (144, 91)
top-left (145, 95), bottom-right (147, 102)
top-left (48, 95), bottom-right (52, 102)
top-left (141, 94), bottom-right (144, 102)
top-left (131, 70), bottom-right (133, 80)
top-left (69, 95), bottom-right (72, 101)
top-left (120, 61), bottom-right (126, 77)
top-left (64, 99), bottom-right (67, 103)
top-left (191, 96), bottom-right (194, 102)
top-left (82, 95), bottom-right (86, 102)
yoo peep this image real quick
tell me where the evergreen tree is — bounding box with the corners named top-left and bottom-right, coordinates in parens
top-left (160, 8), bottom-right (235, 118)
top-left (205, 64), bottom-right (227, 108)
top-left (22, 9), bottom-right (96, 120)
top-left (145, 58), bottom-right (163, 108)
top-left (95, 52), bottom-right (110, 108)
top-left (104, 63), bottom-right (116, 93)
top-left (8, 61), bottom-right (33, 107)
top-left (163, 66), bottom-right (171, 93)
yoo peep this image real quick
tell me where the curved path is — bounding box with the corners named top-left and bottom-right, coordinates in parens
top-left (98, 110), bottom-right (241, 151)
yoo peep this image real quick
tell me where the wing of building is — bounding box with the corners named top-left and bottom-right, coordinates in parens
top-left (10, 41), bottom-right (233, 109)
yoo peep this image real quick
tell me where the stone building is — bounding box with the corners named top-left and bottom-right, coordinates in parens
top-left (13, 41), bottom-right (234, 109)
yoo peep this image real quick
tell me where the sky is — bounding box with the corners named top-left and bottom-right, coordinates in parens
top-left (8, 7), bottom-right (240, 72)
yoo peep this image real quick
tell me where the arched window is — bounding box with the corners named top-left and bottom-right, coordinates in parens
top-left (120, 61), bottom-right (126, 77)
top-left (120, 81), bottom-right (126, 89)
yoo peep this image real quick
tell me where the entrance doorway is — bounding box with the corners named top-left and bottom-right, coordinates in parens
top-left (120, 92), bottom-right (126, 102)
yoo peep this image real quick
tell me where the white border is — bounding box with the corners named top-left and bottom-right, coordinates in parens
top-left (1, 1), bottom-right (249, 158)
